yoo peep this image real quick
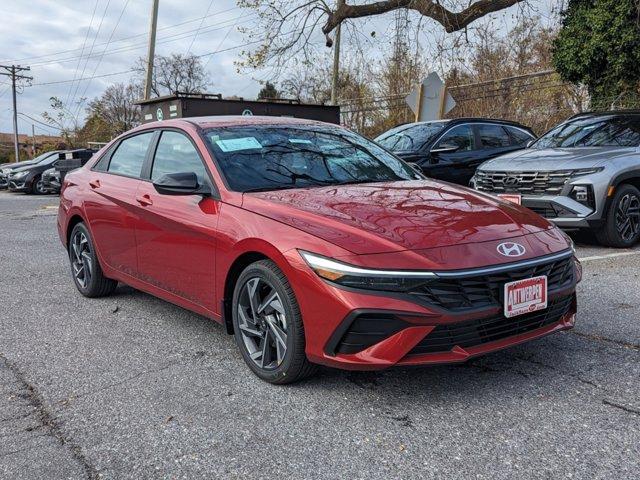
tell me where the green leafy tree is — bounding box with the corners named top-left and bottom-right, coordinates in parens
top-left (553, 0), bottom-right (640, 108)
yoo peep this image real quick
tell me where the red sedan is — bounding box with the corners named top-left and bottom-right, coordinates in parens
top-left (58, 116), bottom-right (580, 384)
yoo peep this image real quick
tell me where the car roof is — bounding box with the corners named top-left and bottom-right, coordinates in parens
top-left (381, 117), bottom-right (532, 133)
top-left (139, 115), bottom-right (330, 131)
top-left (567, 110), bottom-right (640, 121)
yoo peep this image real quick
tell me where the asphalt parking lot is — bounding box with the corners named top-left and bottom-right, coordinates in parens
top-left (0, 191), bottom-right (639, 479)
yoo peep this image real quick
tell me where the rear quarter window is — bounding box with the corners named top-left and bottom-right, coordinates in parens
top-left (507, 127), bottom-right (535, 146)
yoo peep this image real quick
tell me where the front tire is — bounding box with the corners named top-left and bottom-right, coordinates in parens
top-left (69, 223), bottom-right (117, 297)
top-left (595, 184), bottom-right (640, 247)
top-left (31, 175), bottom-right (46, 195)
top-left (232, 260), bottom-right (317, 384)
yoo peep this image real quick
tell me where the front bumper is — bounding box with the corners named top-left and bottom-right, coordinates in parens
top-left (521, 195), bottom-right (597, 228)
top-left (8, 178), bottom-right (30, 192)
top-left (286, 249), bottom-right (579, 370)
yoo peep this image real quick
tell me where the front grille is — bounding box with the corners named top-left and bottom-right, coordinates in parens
top-left (475, 170), bottom-right (574, 195)
top-left (408, 295), bottom-right (573, 356)
top-left (408, 255), bottom-right (574, 312)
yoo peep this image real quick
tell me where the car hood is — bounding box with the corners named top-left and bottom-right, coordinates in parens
top-left (479, 146), bottom-right (638, 171)
top-left (243, 180), bottom-right (552, 255)
top-left (10, 165), bottom-right (36, 174)
top-left (2, 161), bottom-right (35, 172)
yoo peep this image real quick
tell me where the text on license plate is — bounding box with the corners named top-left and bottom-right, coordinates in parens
top-left (504, 275), bottom-right (547, 318)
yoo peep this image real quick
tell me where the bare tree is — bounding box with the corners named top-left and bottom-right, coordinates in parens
top-left (134, 53), bottom-right (210, 97)
top-left (87, 82), bottom-right (142, 136)
top-left (237, 0), bottom-right (526, 70)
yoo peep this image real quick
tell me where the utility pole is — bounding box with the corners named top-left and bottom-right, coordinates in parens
top-left (31, 124), bottom-right (36, 157)
top-left (330, 22), bottom-right (341, 106)
top-left (0, 65), bottom-right (32, 162)
top-left (144, 0), bottom-right (160, 100)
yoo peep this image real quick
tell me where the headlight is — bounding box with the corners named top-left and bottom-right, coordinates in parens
top-left (11, 171), bottom-right (28, 179)
top-left (570, 167), bottom-right (604, 177)
top-left (299, 251), bottom-right (435, 292)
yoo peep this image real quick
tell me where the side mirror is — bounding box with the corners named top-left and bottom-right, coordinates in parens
top-left (526, 139), bottom-right (535, 148)
top-left (153, 172), bottom-right (209, 196)
top-left (430, 145), bottom-right (460, 155)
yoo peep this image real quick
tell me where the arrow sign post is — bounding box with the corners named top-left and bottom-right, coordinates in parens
top-left (406, 72), bottom-right (456, 122)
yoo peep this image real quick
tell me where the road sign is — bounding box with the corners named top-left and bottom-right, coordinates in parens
top-left (406, 72), bottom-right (456, 121)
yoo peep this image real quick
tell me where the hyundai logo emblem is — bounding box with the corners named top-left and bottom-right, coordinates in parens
top-left (497, 242), bottom-right (526, 257)
top-left (503, 176), bottom-right (519, 186)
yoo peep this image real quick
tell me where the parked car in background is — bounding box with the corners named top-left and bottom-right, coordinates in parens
top-left (375, 118), bottom-right (535, 185)
top-left (58, 116), bottom-right (578, 384)
top-left (7, 150), bottom-right (62, 194)
top-left (0, 151), bottom-right (59, 189)
top-left (42, 167), bottom-right (61, 194)
top-left (471, 111), bottom-right (640, 247)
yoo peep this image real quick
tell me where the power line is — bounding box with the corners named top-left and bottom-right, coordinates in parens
top-left (31, 69), bottom-right (133, 86)
top-left (29, 28), bottom-right (306, 88)
top-left (64, 0), bottom-right (100, 107)
top-left (187, 0), bottom-right (215, 55)
top-left (67, 0), bottom-right (113, 121)
top-left (26, 13), bottom-right (257, 68)
top-left (0, 5), bottom-right (243, 65)
top-left (17, 112), bottom-right (62, 132)
top-left (73, 0), bottom-right (131, 119)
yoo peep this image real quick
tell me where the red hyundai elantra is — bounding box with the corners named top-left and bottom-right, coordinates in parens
top-left (58, 116), bottom-right (579, 383)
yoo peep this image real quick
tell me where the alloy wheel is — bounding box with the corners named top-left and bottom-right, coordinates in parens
top-left (71, 231), bottom-right (93, 289)
top-left (237, 277), bottom-right (288, 370)
top-left (35, 179), bottom-right (45, 194)
top-left (615, 193), bottom-right (640, 242)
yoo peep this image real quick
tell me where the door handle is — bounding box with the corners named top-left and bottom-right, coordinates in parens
top-left (89, 179), bottom-right (101, 189)
top-left (136, 194), bottom-right (153, 206)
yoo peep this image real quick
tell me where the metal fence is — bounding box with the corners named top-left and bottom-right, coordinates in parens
top-left (339, 70), bottom-right (640, 138)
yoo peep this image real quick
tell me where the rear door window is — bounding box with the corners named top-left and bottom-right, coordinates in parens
top-left (107, 132), bottom-right (154, 178)
top-left (477, 124), bottom-right (511, 148)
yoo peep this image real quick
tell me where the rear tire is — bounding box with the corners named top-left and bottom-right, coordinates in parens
top-left (69, 223), bottom-right (117, 297)
top-left (231, 260), bottom-right (317, 384)
top-left (595, 184), bottom-right (640, 248)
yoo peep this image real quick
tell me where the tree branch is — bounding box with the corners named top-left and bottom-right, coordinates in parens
top-left (323, 0), bottom-right (526, 46)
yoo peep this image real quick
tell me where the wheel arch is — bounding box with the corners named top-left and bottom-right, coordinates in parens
top-left (222, 251), bottom-right (271, 335)
top-left (603, 170), bottom-right (640, 214)
top-left (66, 214), bottom-right (86, 248)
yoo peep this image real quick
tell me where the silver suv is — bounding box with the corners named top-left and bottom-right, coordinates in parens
top-left (470, 111), bottom-right (640, 247)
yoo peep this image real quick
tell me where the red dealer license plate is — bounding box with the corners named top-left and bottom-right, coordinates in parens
top-left (497, 193), bottom-right (522, 205)
top-left (504, 275), bottom-right (548, 318)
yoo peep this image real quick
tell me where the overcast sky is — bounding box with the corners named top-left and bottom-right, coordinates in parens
top-left (0, 0), bottom-right (556, 136)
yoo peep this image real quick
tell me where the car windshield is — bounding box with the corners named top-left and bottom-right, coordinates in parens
top-left (534, 116), bottom-right (640, 148)
top-left (375, 121), bottom-right (448, 151)
top-left (33, 151), bottom-right (57, 164)
top-left (203, 125), bottom-right (421, 192)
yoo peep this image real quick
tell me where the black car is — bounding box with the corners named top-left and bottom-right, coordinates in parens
top-left (7, 151), bottom-right (63, 194)
top-left (0, 152), bottom-right (56, 189)
top-left (375, 118), bottom-right (536, 185)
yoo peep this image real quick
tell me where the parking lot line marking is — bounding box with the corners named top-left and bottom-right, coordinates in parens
top-left (578, 251), bottom-right (640, 262)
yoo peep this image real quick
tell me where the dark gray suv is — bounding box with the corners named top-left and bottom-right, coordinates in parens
top-left (471, 111), bottom-right (640, 247)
